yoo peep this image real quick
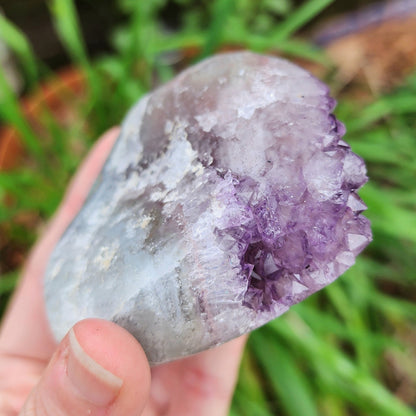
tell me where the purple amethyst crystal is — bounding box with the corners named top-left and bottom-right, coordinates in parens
top-left (44, 52), bottom-right (372, 364)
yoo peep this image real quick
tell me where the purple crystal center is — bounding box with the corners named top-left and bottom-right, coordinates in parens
top-left (210, 108), bottom-right (371, 311)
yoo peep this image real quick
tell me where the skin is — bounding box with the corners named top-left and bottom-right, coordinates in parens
top-left (0, 127), bottom-right (246, 416)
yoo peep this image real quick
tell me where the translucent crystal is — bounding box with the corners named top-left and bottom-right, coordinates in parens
top-left (44, 52), bottom-right (372, 364)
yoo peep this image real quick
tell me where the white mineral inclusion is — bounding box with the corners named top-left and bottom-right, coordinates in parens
top-left (44, 52), bottom-right (371, 364)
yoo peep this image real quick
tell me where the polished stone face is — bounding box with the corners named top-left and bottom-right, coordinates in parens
top-left (44, 52), bottom-right (372, 364)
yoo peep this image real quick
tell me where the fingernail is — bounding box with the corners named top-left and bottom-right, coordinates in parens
top-left (67, 328), bottom-right (123, 406)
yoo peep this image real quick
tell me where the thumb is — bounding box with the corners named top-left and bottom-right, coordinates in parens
top-left (20, 319), bottom-right (151, 416)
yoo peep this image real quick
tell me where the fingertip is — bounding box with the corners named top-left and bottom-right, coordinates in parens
top-left (72, 319), bottom-right (151, 414)
top-left (22, 319), bottom-right (151, 416)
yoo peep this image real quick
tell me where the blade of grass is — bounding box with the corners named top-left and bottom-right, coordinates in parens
top-left (48, 0), bottom-right (90, 68)
top-left (48, 0), bottom-right (104, 125)
top-left (231, 350), bottom-right (274, 416)
top-left (231, 392), bottom-right (274, 416)
top-left (198, 0), bottom-right (236, 59)
top-left (250, 331), bottom-right (319, 416)
top-left (124, 2), bottom-right (162, 90)
top-left (272, 0), bottom-right (334, 42)
top-left (362, 184), bottom-right (416, 244)
top-left (153, 32), bottom-right (205, 53)
top-left (295, 302), bottom-right (397, 351)
top-left (0, 271), bottom-right (19, 295)
top-left (0, 69), bottom-right (44, 163)
top-left (268, 315), bottom-right (416, 416)
top-left (319, 394), bottom-right (350, 416)
top-left (347, 95), bottom-right (416, 132)
top-left (274, 38), bottom-right (330, 63)
top-left (0, 14), bottom-right (38, 85)
top-left (324, 281), bottom-right (380, 373)
top-left (367, 291), bottom-right (416, 320)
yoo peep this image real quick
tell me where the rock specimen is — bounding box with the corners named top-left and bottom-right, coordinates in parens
top-left (44, 52), bottom-right (372, 364)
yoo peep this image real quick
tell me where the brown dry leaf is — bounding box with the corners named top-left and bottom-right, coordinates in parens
top-left (327, 15), bottom-right (416, 93)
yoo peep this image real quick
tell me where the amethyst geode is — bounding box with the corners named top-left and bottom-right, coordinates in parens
top-left (44, 52), bottom-right (371, 364)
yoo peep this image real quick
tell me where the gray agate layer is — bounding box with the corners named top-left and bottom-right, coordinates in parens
top-left (44, 52), bottom-right (372, 365)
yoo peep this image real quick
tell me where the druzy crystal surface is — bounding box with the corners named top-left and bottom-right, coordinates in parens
top-left (44, 52), bottom-right (372, 364)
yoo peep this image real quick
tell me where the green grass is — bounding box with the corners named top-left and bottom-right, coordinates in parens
top-left (0, 0), bottom-right (415, 415)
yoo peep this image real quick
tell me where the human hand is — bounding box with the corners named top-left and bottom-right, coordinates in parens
top-left (0, 127), bottom-right (246, 415)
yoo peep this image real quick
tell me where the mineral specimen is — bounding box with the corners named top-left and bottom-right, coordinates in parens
top-left (44, 52), bottom-right (372, 364)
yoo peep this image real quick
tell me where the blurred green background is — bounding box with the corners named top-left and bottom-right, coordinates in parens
top-left (0, 1), bottom-right (415, 415)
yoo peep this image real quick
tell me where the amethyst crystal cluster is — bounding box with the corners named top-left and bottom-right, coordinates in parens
top-left (44, 52), bottom-right (371, 364)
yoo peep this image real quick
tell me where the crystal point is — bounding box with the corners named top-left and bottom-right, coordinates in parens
top-left (44, 52), bottom-right (372, 364)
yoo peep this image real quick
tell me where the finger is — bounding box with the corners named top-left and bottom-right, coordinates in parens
top-left (20, 319), bottom-right (150, 416)
top-left (146, 335), bottom-right (247, 416)
top-left (0, 127), bottom-right (120, 361)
